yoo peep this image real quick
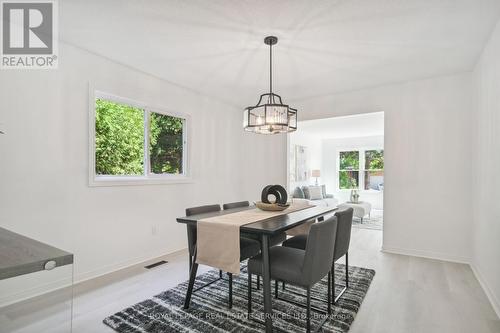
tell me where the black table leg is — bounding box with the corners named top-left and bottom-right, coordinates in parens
top-left (183, 246), bottom-right (198, 309)
top-left (261, 234), bottom-right (273, 333)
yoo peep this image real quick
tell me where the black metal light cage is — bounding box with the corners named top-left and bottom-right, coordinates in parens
top-left (243, 36), bottom-right (298, 134)
top-left (244, 93), bottom-right (297, 134)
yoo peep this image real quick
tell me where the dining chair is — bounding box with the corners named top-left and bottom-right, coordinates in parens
top-left (222, 201), bottom-right (250, 210)
top-left (282, 207), bottom-right (354, 304)
top-left (247, 216), bottom-right (338, 333)
top-left (223, 201), bottom-right (287, 247)
top-left (223, 200), bottom-right (287, 290)
top-left (185, 204), bottom-right (261, 308)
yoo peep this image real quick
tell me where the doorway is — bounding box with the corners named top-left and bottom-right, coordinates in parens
top-left (287, 111), bottom-right (385, 231)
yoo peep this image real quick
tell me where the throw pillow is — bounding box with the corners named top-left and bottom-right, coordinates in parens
top-left (292, 186), bottom-right (305, 199)
top-left (308, 186), bottom-right (323, 200)
top-left (301, 186), bottom-right (311, 199)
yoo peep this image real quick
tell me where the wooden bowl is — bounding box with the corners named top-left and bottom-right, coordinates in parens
top-left (255, 201), bottom-right (290, 211)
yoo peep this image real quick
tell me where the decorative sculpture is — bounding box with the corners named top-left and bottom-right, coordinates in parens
top-left (256, 185), bottom-right (289, 211)
top-left (261, 185), bottom-right (288, 205)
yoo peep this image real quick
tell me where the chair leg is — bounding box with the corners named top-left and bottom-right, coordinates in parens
top-left (332, 254), bottom-right (349, 305)
top-left (188, 255), bottom-right (192, 273)
top-left (219, 270), bottom-right (223, 278)
top-left (257, 275), bottom-right (260, 290)
top-left (228, 273), bottom-right (233, 308)
top-left (306, 287), bottom-right (311, 333)
top-left (331, 263), bottom-right (335, 304)
top-left (274, 280), bottom-right (278, 298)
top-left (345, 252), bottom-right (349, 289)
top-left (327, 271), bottom-right (332, 314)
top-left (282, 281), bottom-right (285, 290)
top-left (247, 271), bottom-right (252, 315)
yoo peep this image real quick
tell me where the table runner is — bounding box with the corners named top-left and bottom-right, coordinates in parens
top-left (196, 202), bottom-right (313, 275)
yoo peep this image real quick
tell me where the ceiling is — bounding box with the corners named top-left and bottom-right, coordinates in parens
top-left (298, 112), bottom-right (384, 139)
top-left (61, 0), bottom-right (500, 112)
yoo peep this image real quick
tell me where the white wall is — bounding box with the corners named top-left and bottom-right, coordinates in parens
top-left (293, 72), bottom-right (474, 263)
top-left (471, 19), bottom-right (500, 316)
top-left (322, 135), bottom-right (384, 210)
top-left (0, 43), bottom-right (286, 305)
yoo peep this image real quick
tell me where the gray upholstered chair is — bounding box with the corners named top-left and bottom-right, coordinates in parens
top-left (185, 204), bottom-right (261, 308)
top-left (186, 204), bottom-right (221, 271)
top-left (247, 216), bottom-right (338, 333)
top-left (222, 200), bottom-right (251, 210)
top-left (282, 207), bottom-right (354, 304)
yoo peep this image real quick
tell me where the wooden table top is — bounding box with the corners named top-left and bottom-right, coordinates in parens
top-left (176, 205), bottom-right (337, 235)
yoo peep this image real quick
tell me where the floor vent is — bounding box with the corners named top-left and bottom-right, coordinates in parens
top-left (144, 260), bottom-right (168, 269)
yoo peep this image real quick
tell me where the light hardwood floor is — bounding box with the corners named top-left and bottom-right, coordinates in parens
top-left (1, 228), bottom-right (499, 333)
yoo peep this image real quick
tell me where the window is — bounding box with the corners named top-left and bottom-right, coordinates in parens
top-left (364, 150), bottom-right (384, 190)
top-left (339, 151), bottom-right (359, 189)
top-left (338, 149), bottom-right (384, 191)
top-left (90, 92), bottom-right (189, 185)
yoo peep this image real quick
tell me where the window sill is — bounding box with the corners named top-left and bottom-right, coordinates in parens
top-left (89, 176), bottom-right (193, 187)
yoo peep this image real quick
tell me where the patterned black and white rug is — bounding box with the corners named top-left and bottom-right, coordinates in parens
top-left (104, 264), bottom-right (375, 333)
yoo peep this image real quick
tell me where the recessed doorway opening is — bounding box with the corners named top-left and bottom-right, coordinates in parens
top-left (287, 111), bottom-right (385, 231)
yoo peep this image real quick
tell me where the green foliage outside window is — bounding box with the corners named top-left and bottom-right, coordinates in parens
top-left (339, 150), bottom-right (384, 189)
top-left (339, 151), bottom-right (359, 189)
top-left (95, 99), bottom-right (184, 176)
top-left (339, 171), bottom-right (359, 189)
top-left (95, 99), bottom-right (144, 175)
top-left (365, 150), bottom-right (384, 170)
top-left (149, 112), bottom-right (183, 174)
top-left (364, 150), bottom-right (384, 190)
top-left (339, 151), bottom-right (359, 170)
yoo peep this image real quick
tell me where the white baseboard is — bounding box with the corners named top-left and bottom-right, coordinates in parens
top-left (470, 263), bottom-right (500, 319)
top-left (75, 247), bottom-right (184, 283)
top-left (0, 247), bottom-right (186, 308)
top-left (381, 245), bottom-right (470, 264)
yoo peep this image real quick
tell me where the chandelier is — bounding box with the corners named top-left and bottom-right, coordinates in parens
top-left (243, 36), bottom-right (297, 134)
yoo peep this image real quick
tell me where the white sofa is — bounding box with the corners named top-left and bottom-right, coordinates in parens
top-left (293, 197), bottom-right (339, 207)
top-left (291, 185), bottom-right (339, 207)
top-left (287, 186), bottom-right (338, 236)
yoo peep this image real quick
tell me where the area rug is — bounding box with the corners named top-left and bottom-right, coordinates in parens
top-left (103, 263), bottom-right (375, 333)
top-left (351, 210), bottom-right (383, 231)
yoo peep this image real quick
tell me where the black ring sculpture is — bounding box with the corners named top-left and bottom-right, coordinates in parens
top-left (261, 185), bottom-right (288, 205)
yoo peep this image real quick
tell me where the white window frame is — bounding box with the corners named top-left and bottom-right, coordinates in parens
top-left (361, 149), bottom-right (384, 192)
top-left (337, 149), bottom-right (361, 191)
top-left (89, 90), bottom-right (191, 186)
top-left (337, 147), bottom-right (383, 192)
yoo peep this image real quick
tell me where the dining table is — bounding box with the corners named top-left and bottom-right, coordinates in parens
top-left (176, 204), bottom-right (337, 333)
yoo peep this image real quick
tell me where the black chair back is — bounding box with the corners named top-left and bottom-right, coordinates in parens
top-left (302, 216), bottom-right (338, 285)
top-left (185, 204), bottom-right (221, 256)
top-left (333, 208), bottom-right (354, 261)
top-left (223, 201), bottom-right (250, 210)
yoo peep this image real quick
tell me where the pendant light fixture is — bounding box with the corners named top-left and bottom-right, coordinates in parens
top-left (243, 36), bottom-right (297, 134)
